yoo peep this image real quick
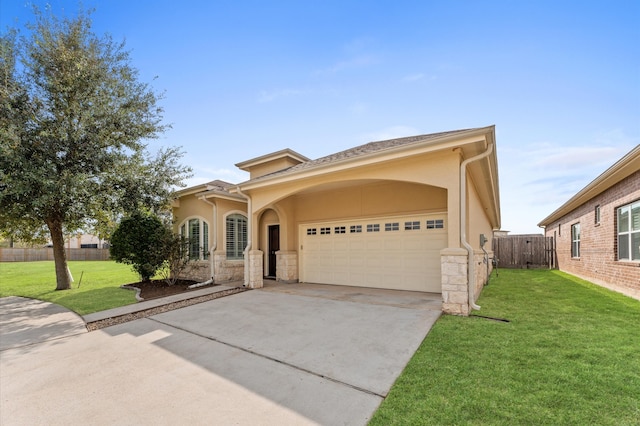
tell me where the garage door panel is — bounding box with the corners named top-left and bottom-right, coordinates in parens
top-left (334, 240), bottom-right (349, 251)
top-left (302, 215), bottom-right (447, 292)
top-left (365, 239), bottom-right (384, 250)
top-left (384, 238), bottom-right (404, 250)
top-left (349, 241), bottom-right (366, 251)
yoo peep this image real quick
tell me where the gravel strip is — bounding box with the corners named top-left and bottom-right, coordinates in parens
top-left (86, 287), bottom-right (249, 331)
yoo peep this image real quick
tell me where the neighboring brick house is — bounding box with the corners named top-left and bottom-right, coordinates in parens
top-left (538, 145), bottom-right (640, 299)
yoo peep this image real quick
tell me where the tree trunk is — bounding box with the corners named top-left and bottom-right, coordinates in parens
top-left (47, 218), bottom-right (71, 290)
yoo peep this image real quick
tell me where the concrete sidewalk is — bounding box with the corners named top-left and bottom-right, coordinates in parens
top-left (0, 296), bottom-right (87, 351)
top-left (1, 284), bottom-right (441, 425)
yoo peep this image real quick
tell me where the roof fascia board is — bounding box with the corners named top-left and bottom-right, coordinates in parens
top-left (235, 148), bottom-right (310, 171)
top-left (195, 189), bottom-right (247, 203)
top-left (538, 145), bottom-right (640, 227)
top-left (238, 127), bottom-right (494, 191)
top-left (173, 184), bottom-right (209, 198)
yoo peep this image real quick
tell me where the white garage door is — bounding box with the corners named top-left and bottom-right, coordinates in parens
top-left (300, 214), bottom-right (447, 292)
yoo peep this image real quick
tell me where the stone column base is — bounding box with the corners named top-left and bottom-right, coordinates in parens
top-left (247, 249), bottom-right (264, 289)
top-left (276, 251), bottom-right (298, 283)
top-left (441, 248), bottom-right (470, 316)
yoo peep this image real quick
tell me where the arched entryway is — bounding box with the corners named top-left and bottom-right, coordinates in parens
top-left (260, 178), bottom-right (449, 292)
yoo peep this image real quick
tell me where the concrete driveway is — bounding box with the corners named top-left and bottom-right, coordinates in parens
top-left (1, 283), bottom-right (441, 425)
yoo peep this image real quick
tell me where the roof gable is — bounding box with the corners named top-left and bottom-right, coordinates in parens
top-left (235, 149), bottom-right (311, 179)
top-left (241, 127), bottom-right (489, 184)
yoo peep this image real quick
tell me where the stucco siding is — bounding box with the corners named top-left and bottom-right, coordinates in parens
top-left (544, 170), bottom-right (640, 298)
top-left (172, 195), bottom-right (247, 283)
top-left (290, 181), bottom-right (446, 252)
top-left (294, 181), bottom-right (446, 221)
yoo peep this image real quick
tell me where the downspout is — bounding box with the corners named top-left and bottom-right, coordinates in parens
top-left (460, 141), bottom-right (494, 312)
top-left (198, 196), bottom-right (217, 282)
top-left (235, 186), bottom-right (252, 287)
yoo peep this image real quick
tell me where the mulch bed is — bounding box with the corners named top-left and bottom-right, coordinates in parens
top-left (123, 279), bottom-right (205, 300)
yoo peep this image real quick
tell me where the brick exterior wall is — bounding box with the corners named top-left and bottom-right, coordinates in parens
top-left (544, 171), bottom-right (640, 298)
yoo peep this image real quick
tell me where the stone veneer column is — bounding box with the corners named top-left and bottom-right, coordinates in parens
top-left (276, 251), bottom-right (298, 283)
top-left (247, 249), bottom-right (264, 288)
top-left (441, 247), bottom-right (470, 316)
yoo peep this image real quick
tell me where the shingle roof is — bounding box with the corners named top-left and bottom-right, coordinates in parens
top-left (245, 127), bottom-right (478, 183)
top-left (204, 179), bottom-right (235, 192)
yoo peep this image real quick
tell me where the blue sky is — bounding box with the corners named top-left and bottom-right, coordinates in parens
top-left (2, 0), bottom-right (639, 234)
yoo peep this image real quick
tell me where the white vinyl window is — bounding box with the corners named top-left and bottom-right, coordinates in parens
top-left (180, 218), bottom-right (209, 260)
top-left (226, 214), bottom-right (247, 260)
top-left (571, 223), bottom-right (580, 258)
top-left (617, 201), bottom-right (640, 261)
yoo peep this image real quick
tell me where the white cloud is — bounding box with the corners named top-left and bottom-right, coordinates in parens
top-left (531, 145), bottom-right (624, 170)
top-left (257, 88), bottom-right (309, 103)
top-left (497, 134), bottom-right (637, 234)
top-left (403, 72), bottom-right (437, 82)
top-left (360, 125), bottom-right (421, 142)
top-left (403, 73), bottom-right (425, 82)
top-left (342, 37), bottom-right (375, 54)
top-left (314, 54), bottom-right (378, 75)
top-left (348, 101), bottom-right (368, 115)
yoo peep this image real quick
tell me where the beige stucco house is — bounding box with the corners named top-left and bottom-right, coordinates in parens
top-left (538, 145), bottom-right (640, 299)
top-left (173, 126), bottom-right (501, 315)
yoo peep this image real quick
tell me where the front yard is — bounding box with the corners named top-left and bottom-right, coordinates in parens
top-left (0, 261), bottom-right (139, 315)
top-left (371, 269), bottom-right (640, 425)
top-left (2, 262), bottom-right (638, 424)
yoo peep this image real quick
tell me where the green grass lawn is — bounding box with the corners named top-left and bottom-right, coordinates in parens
top-left (0, 261), bottom-right (139, 315)
top-left (370, 269), bottom-right (640, 426)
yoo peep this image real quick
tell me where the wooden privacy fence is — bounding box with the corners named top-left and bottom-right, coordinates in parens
top-left (492, 235), bottom-right (555, 269)
top-left (0, 248), bottom-right (110, 262)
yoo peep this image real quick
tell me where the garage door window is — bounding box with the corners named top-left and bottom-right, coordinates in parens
top-left (350, 225), bottom-right (362, 233)
top-left (307, 228), bottom-right (317, 235)
top-left (385, 222), bottom-right (399, 231)
top-left (367, 224), bottom-right (380, 232)
top-left (320, 227), bottom-right (331, 235)
top-left (335, 226), bottom-right (346, 234)
top-left (427, 219), bottom-right (444, 229)
top-left (405, 221), bottom-right (420, 230)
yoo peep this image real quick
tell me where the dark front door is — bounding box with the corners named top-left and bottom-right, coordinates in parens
top-left (268, 225), bottom-right (280, 277)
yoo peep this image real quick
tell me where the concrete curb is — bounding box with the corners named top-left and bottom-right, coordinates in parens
top-left (83, 282), bottom-right (243, 323)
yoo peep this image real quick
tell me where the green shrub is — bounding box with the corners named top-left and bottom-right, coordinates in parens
top-left (109, 211), bottom-right (172, 281)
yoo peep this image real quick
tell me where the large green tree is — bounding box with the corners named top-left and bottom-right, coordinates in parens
top-left (0, 8), bottom-right (191, 290)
